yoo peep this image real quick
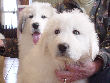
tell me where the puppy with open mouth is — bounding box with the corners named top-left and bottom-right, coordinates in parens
top-left (18, 1), bottom-right (57, 58)
top-left (17, 2), bottom-right (57, 83)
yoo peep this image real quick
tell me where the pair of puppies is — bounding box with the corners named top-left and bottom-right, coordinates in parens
top-left (18, 2), bottom-right (99, 83)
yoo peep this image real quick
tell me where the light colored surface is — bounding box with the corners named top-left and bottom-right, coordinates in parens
top-left (4, 57), bottom-right (19, 83)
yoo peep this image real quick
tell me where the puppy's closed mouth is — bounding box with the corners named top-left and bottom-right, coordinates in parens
top-left (32, 32), bottom-right (41, 44)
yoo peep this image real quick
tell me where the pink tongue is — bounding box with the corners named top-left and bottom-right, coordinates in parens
top-left (33, 33), bottom-right (40, 44)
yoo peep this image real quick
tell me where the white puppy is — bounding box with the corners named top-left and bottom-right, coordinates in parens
top-left (18, 10), bottom-right (99, 83)
top-left (17, 2), bottom-right (56, 83)
top-left (18, 2), bottom-right (56, 59)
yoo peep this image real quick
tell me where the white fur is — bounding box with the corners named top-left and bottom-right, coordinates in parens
top-left (18, 10), bottom-right (99, 83)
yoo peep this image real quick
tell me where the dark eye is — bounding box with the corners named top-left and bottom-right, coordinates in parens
top-left (41, 15), bottom-right (47, 19)
top-left (55, 29), bottom-right (60, 34)
top-left (73, 30), bottom-right (80, 35)
top-left (29, 15), bottom-right (33, 18)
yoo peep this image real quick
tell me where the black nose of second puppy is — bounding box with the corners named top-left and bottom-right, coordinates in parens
top-left (58, 43), bottom-right (69, 53)
top-left (32, 23), bottom-right (39, 29)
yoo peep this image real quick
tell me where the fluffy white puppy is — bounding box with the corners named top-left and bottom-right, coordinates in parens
top-left (18, 1), bottom-right (56, 59)
top-left (17, 2), bottom-right (56, 83)
top-left (18, 10), bottom-right (99, 83)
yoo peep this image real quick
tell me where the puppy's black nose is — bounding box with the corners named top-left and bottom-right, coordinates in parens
top-left (58, 43), bottom-right (69, 53)
top-left (32, 23), bottom-right (39, 29)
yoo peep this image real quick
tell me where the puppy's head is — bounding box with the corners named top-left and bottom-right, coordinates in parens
top-left (18, 2), bottom-right (56, 44)
top-left (40, 9), bottom-right (99, 62)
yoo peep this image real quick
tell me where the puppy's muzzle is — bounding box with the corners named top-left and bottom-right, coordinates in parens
top-left (32, 22), bottom-right (40, 34)
top-left (58, 43), bottom-right (69, 54)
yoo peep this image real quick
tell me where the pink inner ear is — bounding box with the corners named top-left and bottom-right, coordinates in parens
top-left (33, 33), bottom-right (40, 44)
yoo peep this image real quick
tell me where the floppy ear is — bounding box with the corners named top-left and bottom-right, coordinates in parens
top-left (18, 6), bottom-right (30, 33)
top-left (89, 32), bottom-right (99, 60)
